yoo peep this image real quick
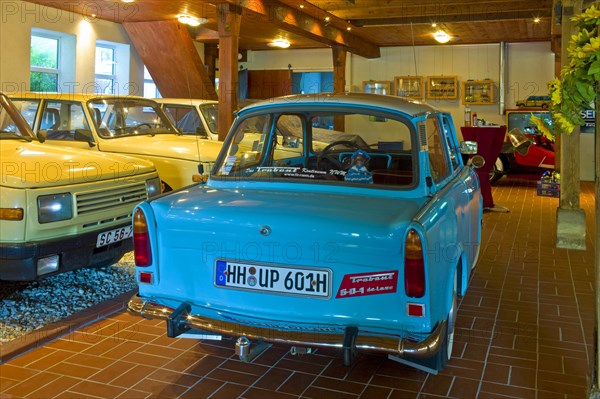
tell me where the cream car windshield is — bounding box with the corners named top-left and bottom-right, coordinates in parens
top-left (215, 110), bottom-right (416, 188)
top-left (199, 104), bottom-right (218, 135)
top-left (0, 102), bottom-right (33, 141)
top-left (90, 99), bottom-right (178, 139)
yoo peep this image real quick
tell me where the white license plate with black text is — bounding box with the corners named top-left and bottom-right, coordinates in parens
top-left (96, 225), bottom-right (133, 248)
top-left (215, 260), bottom-right (330, 298)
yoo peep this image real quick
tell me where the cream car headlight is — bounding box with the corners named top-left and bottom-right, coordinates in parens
top-left (146, 177), bottom-right (162, 198)
top-left (38, 193), bottom-right (73, 224)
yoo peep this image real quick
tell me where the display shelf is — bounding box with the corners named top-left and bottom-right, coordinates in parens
top-left (363, 80), bottom-right (392, 95)
top-left (393, 76), bottom-right (423, 99)
top-left (426, 76), bottom-right (458, 100)
top-left (462, 80), bottom-right (495, 104)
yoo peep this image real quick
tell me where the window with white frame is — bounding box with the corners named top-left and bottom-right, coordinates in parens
top-left (30, 34), bottom-right (60, 92)
top-left (95, 45), bottom-right (116, 94)
top-left (30, 28), bottom-right (76, 93)
top-left (94, 40), bottom-right (130, 95)
top-left (143, 66), bottom-right (161, 98)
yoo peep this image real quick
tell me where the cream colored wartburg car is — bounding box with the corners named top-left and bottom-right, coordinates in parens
top-left (10, 93), bottom-right (223, 191)
top-left (0, 92), bottom-right (161, 281)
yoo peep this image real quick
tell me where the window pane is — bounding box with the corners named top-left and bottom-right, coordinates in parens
top-left (31, 35), bottom-right (58, 68)
top-left (144, 82), bottom-right (158, 98)
top-left (95, 78), bottom-right (114, 94)
top-left (95, 46), bottom-right (115, 75)
top-left (143, 66), bottom-right (152, 80)
top-left (30, 72), bottom-right (58, 92)
top-left (426, 117), bottom-right (451, 183)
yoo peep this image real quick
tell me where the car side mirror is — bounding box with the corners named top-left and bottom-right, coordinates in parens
top-left (37, 130), bottom-right (47, 143)
top-left (75, 129), bottom-right (96, 147)
top-left (459, 140), bottom-right (478, 154)
top-left (468, 154), bottom-right (485, 169)
top-left (196, 126), bottom-right (209, 138)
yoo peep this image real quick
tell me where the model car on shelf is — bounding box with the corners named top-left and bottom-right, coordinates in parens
top-left (127, 92), bottom-right (484, 373)
top-left (10, 93), bottom-right (224, 191)
top-left (154, 98), bottom-right (219, 140)
top-left (0, 92), bottom-right (161, 281)
top-left (515, 95), bottom-right (552, 109)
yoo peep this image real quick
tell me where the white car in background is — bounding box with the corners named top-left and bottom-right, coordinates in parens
top-left (11, 93), bottom-right (223, 191)
top-left (155, 98), bottom-right (219, 140)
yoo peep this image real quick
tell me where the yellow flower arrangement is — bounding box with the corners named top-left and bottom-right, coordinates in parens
top-left (548, 5), bottom-right (599, 134)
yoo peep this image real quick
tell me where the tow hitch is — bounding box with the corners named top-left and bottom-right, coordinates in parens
top-left (235, 336), bottom-right (270, 362)
top-left (166, 302), bottom-right (221, 340)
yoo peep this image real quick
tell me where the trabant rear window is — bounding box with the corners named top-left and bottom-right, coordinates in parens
top-left (214, 110), bottom-right (416, 187)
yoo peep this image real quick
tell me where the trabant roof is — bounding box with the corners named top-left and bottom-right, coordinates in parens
top-left (9, 92), bottom-right (157, 103)
top-left (239, 92), bottom-right (437, 118)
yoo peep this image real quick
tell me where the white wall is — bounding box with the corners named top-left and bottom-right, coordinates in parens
top-left (0, 0), bottom-right (143, 96)
top-left (246, 43), bottom-right (595, 181)
top-left (247, 43), bottom-right (555, 135)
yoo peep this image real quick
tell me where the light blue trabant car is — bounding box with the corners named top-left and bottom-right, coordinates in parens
top-left (128, 93), bottom-right (483, 373)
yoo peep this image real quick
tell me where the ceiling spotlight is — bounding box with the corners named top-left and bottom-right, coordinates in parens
top-left (431, 22), bottom-right (437, 27)
top-left (347, 26), bottom-right (352, 31)
top-left (433, 30), bottom-right (451, 44)
top-left (325, 17), bottom-right (330, 22)
top-left (267, 38), bottom-right (291, 48)
top-left (121, 0), bottom-right (135, 3)
top-left (177, 14), bottom-right (206, 27)
top-left (533, 17), bottom-right (541, 23)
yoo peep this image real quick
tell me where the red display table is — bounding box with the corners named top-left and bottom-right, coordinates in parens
top-left (460, 126), bottom-right (508, 211)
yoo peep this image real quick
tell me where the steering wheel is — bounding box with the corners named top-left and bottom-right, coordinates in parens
top-left (134, 123), bottom-right (153, 130)
top-left (317, 140), bottom-right (363, 170)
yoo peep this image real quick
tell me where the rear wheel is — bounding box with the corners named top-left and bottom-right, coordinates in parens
top-left (404, 269), bottom-right (458, 372)
top-left (489, 158), bottom-right (504, 184)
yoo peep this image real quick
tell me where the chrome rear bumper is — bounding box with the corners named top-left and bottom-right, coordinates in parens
top-left (127, 294), bottom-right (446, 359)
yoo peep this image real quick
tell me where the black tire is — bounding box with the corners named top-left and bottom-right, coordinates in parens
top-left (489, 158), bottom-right (504, 184)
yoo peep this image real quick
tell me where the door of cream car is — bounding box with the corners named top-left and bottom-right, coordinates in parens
top-left (13, 99), bottom-right (98, 151)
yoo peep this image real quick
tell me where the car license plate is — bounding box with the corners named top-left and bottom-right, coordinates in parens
top-left (215, 260), bottom-right (330, 298)
top-left (96, 225), bottom-right (133, 248)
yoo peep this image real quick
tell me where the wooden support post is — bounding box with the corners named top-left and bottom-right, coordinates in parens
top-left (332, 46), bottom-right (346, 132)
top-left (556, 0), bottom-right (586, 250)
top-left (204, 44), bottom-right (218, 89)
top-left (217, 3), bottom-right (241, 141)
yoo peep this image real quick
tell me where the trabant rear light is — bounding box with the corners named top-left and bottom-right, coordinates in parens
top-left (404, 229), bottom-right (425, 298)
top-left (133, 208), bottom-right (152, 267)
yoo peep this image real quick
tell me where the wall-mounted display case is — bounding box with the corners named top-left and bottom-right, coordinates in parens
top-left (462, 80), bottom-right (495, 104)
top-left (393, 76), bottom-right (423, 99)
top-left (363, 80), bottom-right (392, 95)
top-left (426, 76), bottom-right (458, 100)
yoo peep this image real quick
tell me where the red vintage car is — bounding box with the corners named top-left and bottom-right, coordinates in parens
top-left (489, 128), bottom-right (555, 183)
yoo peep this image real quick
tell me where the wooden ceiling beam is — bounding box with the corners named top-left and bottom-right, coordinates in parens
top-left (308, 0), bottom-right (553, 19)
top-left (351, 10), bottom-right (552, 26)
top-left (230, 0), bottom-right (380, 59)
top-left (123, 20), bottom-right (217, 100)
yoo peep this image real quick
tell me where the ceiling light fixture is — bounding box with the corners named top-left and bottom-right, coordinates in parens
top-left (533, 17), bottom-right (541, 23)
top-left (433, 30), bottom-right (451, 44)
top-left (267, 38), bottom-right (291, 48)
top-left (177, 14), bottom-right (206, 27)
top-left (121, 0), bottom-right (135, 3)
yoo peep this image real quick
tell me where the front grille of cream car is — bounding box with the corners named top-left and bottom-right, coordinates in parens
top-left (76, 183), bottom-right (147, 215)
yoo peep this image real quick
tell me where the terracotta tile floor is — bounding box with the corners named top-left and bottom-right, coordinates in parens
top-left (0, 180), bottom-right (596, 399)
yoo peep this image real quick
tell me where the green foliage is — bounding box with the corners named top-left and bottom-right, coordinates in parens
top-left (549, 5), bottom-right (600, 134)
top-left (30, 72), bottom-right (58, 92)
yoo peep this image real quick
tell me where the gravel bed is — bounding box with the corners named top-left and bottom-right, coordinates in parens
top-left (0, 252), bottom-right (137, 343)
